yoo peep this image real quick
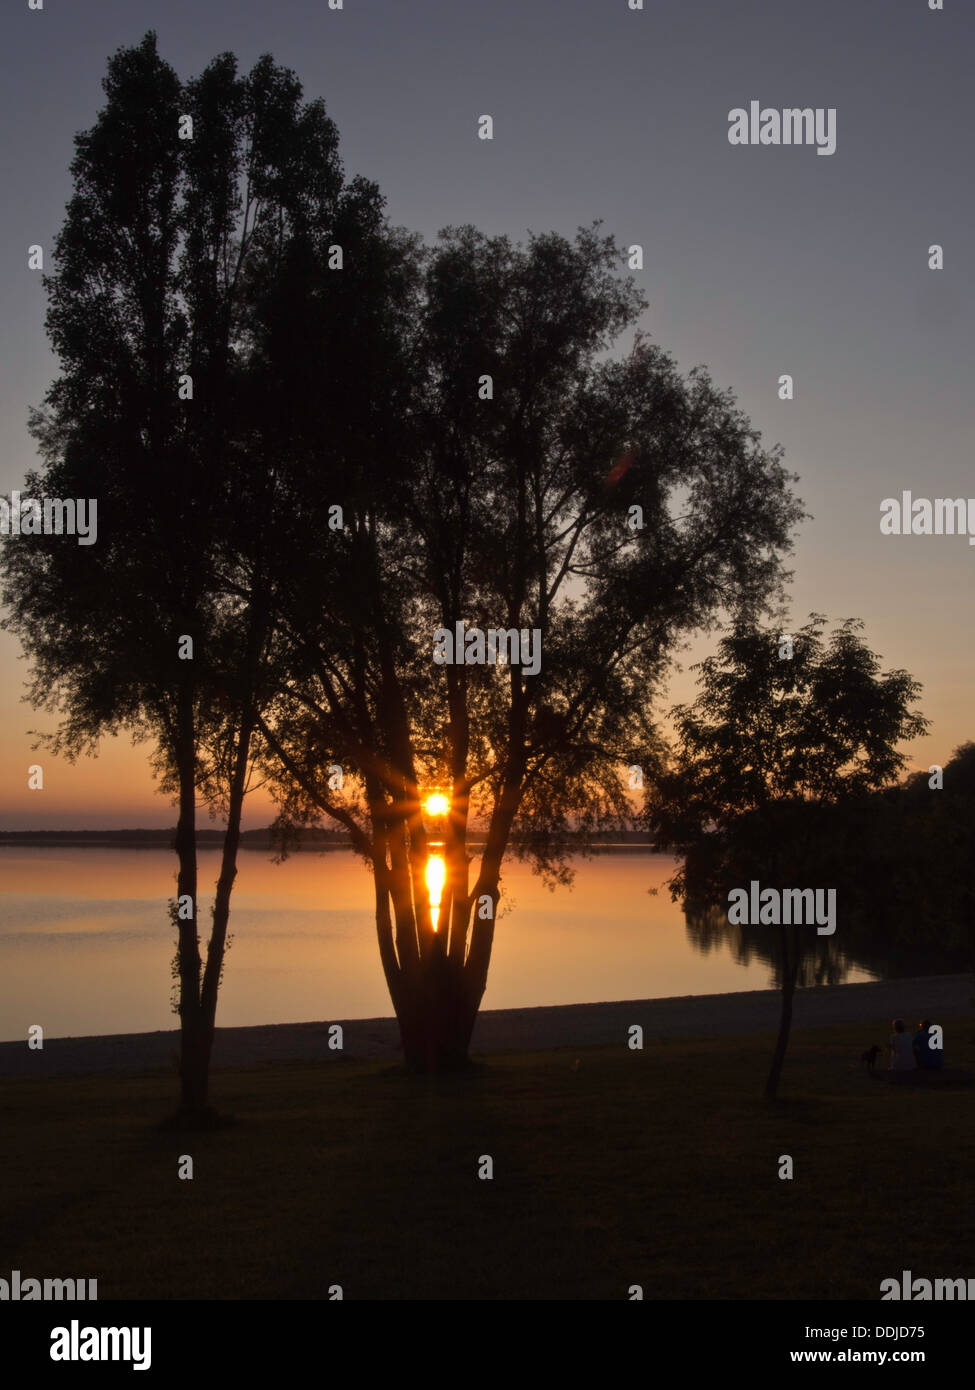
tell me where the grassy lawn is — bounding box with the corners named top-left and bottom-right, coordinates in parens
top-left (3, 1018), bottom-right (974, 1300)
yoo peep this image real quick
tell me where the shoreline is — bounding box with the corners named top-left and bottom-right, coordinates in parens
top-left (1, 972), bottom-right (971, 1079)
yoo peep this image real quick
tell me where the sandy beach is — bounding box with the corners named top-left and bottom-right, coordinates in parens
top-left (1, 972), bottom-right (970, 1079)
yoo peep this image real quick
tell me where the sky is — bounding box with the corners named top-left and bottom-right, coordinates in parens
top-left (0, 0), bottom-right (971, 828)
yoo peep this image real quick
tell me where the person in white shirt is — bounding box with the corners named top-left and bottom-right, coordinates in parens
top-left (888, 1018), bottom-right (916, 1071)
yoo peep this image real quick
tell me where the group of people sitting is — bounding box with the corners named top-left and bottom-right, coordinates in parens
top-left (888, 1018), bottom-right (943, 1071)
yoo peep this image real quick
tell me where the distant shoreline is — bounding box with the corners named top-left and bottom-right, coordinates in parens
top-left (0, 832), bottom-right (657, 852)
top-left (2, 972), bottom-right (970, 1079)
top-left (0, 829), bottom-right (347, 848)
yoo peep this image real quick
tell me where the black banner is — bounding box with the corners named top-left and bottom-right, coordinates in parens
top-left (2, 1299), bottom-right (969, 1376)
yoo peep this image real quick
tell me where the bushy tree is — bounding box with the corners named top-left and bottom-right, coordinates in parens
top-left (646, 615), bottom-right (927, 1098)
top-left (260, 225), bottom-right (805, 1072)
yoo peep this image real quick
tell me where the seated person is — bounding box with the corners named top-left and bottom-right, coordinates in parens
top-left (913, 1018), bottom-right (944, 1070)
top-left (888, 1019), bottom-right (916, 1071)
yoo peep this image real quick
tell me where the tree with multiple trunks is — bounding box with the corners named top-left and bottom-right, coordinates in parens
top-left (645, 614), bottom-right (928, 1099)
top-left (259, 223), bottom-right (805, 1072)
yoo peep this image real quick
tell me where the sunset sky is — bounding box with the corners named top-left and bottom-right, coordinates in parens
top-left (1, 0), bottom-right (971, 828)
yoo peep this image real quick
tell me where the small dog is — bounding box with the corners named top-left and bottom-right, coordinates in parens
top-left (861, 1044), bottom-right (882, 1073)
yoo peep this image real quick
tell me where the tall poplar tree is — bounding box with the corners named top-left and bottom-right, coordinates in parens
top-left (1, 32), bottom-right (401, 1121)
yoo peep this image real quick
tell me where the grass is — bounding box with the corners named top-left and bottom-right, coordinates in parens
top-left (3, 1017), bottom-right (974, 1300)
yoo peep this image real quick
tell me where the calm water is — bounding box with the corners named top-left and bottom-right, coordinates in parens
top-left (0, 846), bottom-right (879, 1043)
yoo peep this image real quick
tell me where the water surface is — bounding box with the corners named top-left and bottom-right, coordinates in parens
top-left (0, 846), bottom-right (879, 1042)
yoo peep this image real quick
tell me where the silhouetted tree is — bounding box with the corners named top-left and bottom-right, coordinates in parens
top-left (260, 225), bottom-right (806, 1072)
top-left (894, 743), bottom-right (975, 985)
top-left (0, 33), bottom-right (395, 1122)
top-left (646, 614), bottom-right (927, 1099)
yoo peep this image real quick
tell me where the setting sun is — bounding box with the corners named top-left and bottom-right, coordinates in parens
top-left (424, 792), bottom-right (449, 818)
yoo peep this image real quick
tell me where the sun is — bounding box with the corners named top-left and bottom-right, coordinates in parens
top-left (424, 792), bottom-right (449, 818)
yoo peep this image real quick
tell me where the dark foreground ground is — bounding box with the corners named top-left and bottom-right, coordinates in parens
top-left (2, 1016), bottom-right (973, 1300)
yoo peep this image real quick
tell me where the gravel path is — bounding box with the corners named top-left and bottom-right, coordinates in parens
top-left (1, 973), bottom-right (970, 1079)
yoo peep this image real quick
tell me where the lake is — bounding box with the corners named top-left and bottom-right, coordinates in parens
top-left (0, 845), bottom-right (882, 1043)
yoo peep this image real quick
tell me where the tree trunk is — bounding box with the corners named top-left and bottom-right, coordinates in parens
top-left (395, 955), bottom-right (478, 1073)
top-left (381, 866), bottom-right (500, 1072)
top-left (195, 716), bottom-right (255, 1105)
top-left (174, 684), bottom-right (206, 1117)
top-left (765, 922), bottom-right (799, 1101)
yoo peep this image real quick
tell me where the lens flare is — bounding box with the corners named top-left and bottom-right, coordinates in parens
top-left (424, 792), bottom-right (449, 818)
